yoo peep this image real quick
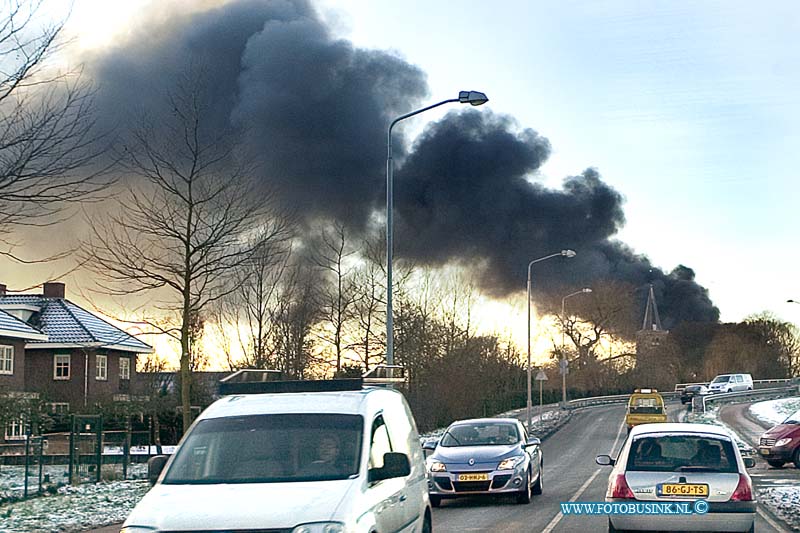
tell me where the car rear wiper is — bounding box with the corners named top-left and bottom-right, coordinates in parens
top-left (442, 430), bottom-right (461, 445)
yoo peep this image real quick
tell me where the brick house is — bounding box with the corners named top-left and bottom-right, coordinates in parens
top-left (0, 282), bottom-right (153, 434)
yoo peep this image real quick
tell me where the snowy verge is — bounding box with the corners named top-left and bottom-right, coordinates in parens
top-left (0, 480), bottom-right (150, 533)
top-left (748, 397), bottom-right (800, 427)
top-left (757, 486), bottom-right (800, 532)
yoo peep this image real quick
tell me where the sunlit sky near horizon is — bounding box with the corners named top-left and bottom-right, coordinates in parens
top-left (6, 0), bottom-right (800, 367)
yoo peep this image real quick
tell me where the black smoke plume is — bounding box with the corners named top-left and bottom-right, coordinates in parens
top-left (82, 0), bottom-right (718, 327)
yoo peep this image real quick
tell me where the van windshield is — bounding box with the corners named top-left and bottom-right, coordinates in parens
top-left (163, 414), bottom-right (363, 484)
top-left (711, 375), bottom-right (731, 383)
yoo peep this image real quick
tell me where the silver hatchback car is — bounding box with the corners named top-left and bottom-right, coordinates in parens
top-left (596, 423), bottom-right (756, 532)
top-left (424, 417), bottom-right (543, 507)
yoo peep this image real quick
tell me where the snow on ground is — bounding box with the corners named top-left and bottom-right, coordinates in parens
top-left (749, 397), bottom-right (800, 427)
top-left (0, 479), bottom-right (150, 533)
top-left (757, 486), bottom-right (800, 531)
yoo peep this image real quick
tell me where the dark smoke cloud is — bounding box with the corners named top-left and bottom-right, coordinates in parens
top-left (82, 0), bottom-right (719, 327)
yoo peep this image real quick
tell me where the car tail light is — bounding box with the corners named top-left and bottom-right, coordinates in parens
top-left (730, 474), bottom-right (753, 501)
top-left (608, 474), bottom-right (634, 499)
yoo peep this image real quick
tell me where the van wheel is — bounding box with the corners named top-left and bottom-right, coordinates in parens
top-left (767, 460), bottom-right (785, 468)
top-left (532, 462), bottom-right (543, 495)
top-left (516, 470), bottom-right (532, 504)
top-left (430, 495), bottom-right (441, 508)
top-left (793, 448), bottom-right (800, 469)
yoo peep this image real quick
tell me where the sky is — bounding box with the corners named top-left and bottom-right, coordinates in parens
top-left (4, 0), bottom-right (800, 363)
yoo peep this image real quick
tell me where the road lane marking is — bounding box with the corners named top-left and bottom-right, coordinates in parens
top-left (541, 468), bottom-right (602, 533)
top-left (757, 508), bottom-right (790, 533)
top-left (541, 416), bottom-right (626, 533)
top-left (610, 416), bottom-right (626, 455)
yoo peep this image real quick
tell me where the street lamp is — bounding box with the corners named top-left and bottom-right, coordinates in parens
top-left (788, 299), bottom-right (800, 304)
top-left (526, 249), bottom-right (576, 433)
top-left (386, 91), bottom-right (489, 365)
top-left (560, 288), bottom-right (592, 407)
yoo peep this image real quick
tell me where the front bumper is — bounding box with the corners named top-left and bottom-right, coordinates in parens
top-left (428, 469), bottom-right (527, 497)
top-left (757, 446), bottom-right (794, 462)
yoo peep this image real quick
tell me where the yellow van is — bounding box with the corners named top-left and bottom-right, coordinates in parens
top-left (625, 388), bottom-right (667, 432)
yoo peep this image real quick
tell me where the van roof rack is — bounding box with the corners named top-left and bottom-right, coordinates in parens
top-left (363, 364), bottom-right (407, 385)
top-left (219, 378), bottom-right (363, 396)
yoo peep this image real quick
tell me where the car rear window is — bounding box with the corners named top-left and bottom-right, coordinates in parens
top-left (628, 396), bottom-right (664, 414)
top-left (626, 435), bottom-right (738, 473)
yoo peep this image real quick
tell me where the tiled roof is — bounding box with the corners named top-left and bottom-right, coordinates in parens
top-left (0, 295), bottom-right (152, 352)
top-left (0, 308), bottom-right (47, 340)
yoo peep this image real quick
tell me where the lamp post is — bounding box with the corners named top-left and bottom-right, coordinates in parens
top-left (560, 288), bottom-right (592, 407)
top-left (386, 91), bottom-right (489, 366)
top-left (526, 249), bottom-right (576, 433)
top-left (788, 299), bottom-right (800, 304)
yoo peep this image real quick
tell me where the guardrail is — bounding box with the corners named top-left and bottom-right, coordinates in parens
top-left (674, 378), bottom-right (795, 392)
top-left (697, 385), bottom-right (799, 413)
top-left (567, 391), bottom-right (680, 409)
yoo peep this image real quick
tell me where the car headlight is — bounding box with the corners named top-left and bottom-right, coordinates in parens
top-left (775, 438), bottom-right (793, 447)
top-left (497, 457), bottom-right (523, 470)
top-left (120, 527), bottom-right (157, 533)
top-left (428, 460), bottom-right (447, 472)
top-left (292, 523), bottom-right (345, 533)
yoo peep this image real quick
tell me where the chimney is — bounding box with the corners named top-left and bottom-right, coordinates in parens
top-left (0, 284), bottom-right (5, 295)
top-left (43, 282), bottom-right (65, 299)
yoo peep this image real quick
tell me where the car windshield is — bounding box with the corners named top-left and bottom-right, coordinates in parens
top-left (686, 386), bottom-right (702, 392)
top-left (628, 397), bottom-right (663, 414)
top-left (782, 410), bottom-right (800, 425)
top-left (711, 376), bottom-right (731, 383)
top-left (440, 423), bottom-right (520, 447)
top-left (627, 435), bottom-right (738, 473)
top-left (163, 414), bottom-right (363, 484)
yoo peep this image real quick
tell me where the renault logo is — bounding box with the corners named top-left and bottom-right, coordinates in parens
top-left (469, 458), bottom-right (475, 465)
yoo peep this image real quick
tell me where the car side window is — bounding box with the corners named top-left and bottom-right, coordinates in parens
top-left (736, 375), bottom-right (743, 383)
top-left (369, 415), bottom-right (393, 470)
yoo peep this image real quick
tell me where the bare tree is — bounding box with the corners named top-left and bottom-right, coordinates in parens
top-left (210, 234), bottom-right (293, 370)
top-left (0, 1), bottom-right (111, 257)
top-left (81, 76), bottom-right (287, 432)
top-left (349, 235), bottom-right (387, 372)
top-left (269, 263), bottom-right (321, 379)
top-left (555, 280), bottom-right (638, 369)
top-left (312, 222), bottom-right (358, 374)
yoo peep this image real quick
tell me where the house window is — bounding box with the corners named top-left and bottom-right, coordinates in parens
top-left (96, 354), bottom-right (107, 381)
top-left (50, 402), bottom-right (70, 415)
top-left (54, 354), bottom-right (70, 380)
top-left (5, 417), bottom-right (26, 440)
top-left (0, 345), bottom-right (12, 375)
top-left (119, 357), bottom-right (130, 380)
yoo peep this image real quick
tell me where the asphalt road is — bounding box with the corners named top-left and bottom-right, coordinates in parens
top-left (432, 403), bottom-right (791, 533)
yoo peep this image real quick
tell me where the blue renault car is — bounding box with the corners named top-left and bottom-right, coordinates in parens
top-left (423, 417), bottom-right (543, 506)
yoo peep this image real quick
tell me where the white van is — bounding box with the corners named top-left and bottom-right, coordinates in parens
top-left (121, 379), bottom-right (432, 533)
top-left (707, 373), bottom-right (753, 393)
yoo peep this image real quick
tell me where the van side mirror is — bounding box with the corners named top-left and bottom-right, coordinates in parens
top-left (368, 452), bottom-right (411, 483)
top-left (148, 455), bottom-right (169, 485)
top-left (596, 454), bottom-right (615, 466)
top-left (743, 457), bottom-right (756, 468)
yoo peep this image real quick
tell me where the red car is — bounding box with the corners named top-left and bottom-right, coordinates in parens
top-left (758, 409), bottom-right (800, 468)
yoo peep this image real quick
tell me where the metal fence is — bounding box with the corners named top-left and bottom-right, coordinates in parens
top-left (674, 378), bottom-right (796, 391)
top-left (696, 385), bottom-right (799, 413)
